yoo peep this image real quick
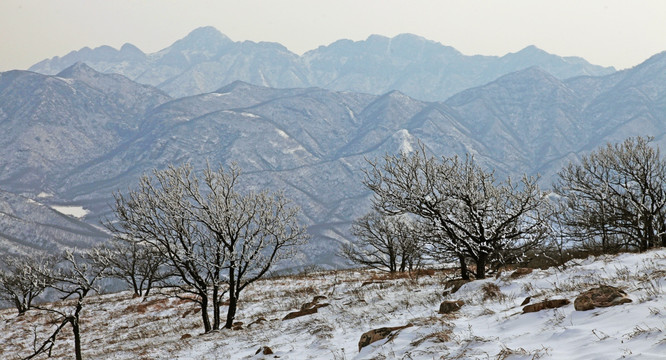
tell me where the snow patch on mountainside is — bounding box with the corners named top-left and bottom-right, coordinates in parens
top-left (394, 129), bottom-right (415, 154)
top-left (50, 205), bottom-right (89, 218)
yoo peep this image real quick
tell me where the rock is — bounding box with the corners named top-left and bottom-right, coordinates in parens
top-left (180, 333), bottom-right (192, 340)
top-left (301, 295), bottom-right (328, 310)
top-left (438, 300), bottom-right (464, 314)
top-left (520, 296), bottom-right (531, 306)
top-left (510, 268), bottom-right (533, 279)
top-left (442, 279), bottom-right (470, 296)
top-left (358, 324), bottom-right (413, 351)
top-left (574, 285), bottom-right (632, 311)
top-left (248, 317), bottom-right (267, 328)
top-left (522, 299), bottom-right (570, 313)
top-left (283, 307), bottom-right (317, 320)
top-left (283, 303), bottom-right (329, 320)
top-left (255, 346), bottom-right (273, 355)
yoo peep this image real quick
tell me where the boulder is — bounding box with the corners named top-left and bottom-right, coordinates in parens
top-left (358, 324), bottom-right (413, 351)
top-left (574, 285), bottom-right (632, 311)
top-left (283, 307), bottom-right (317, 320)
top-left (248, 317), bottom-right (267, 328)
top-left (522, 299), bottom-right (570, 313)
top-left (283, 303), bottom-right (330, 320)
top-left (438, 300), bottom-right (464, 314)
top-left (442, 279), bottom-right (470, 296)
top-left (255, 346), bottom-right (273, 355)
top-left (510, 268), bottom-right (533, 279)
top-left (301, 295), bottom-right (328, 310)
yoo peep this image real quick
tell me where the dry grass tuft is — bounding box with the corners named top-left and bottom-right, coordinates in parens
top-left (121, 297), bottom-right (177, 315)
top-left (411, 329), bottom-right (452, 347)
top-left (481, 283), bottom-right (505, 302)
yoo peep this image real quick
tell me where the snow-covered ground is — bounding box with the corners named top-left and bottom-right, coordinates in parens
top-left (1, 249), bottom-right (664, 359)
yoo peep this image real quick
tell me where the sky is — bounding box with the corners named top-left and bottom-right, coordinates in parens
top-left (1, 0), bottom-right (665, 72)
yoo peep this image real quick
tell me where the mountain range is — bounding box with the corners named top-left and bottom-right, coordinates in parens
top-left (28, 27), bottom-right (615, 101)
top-left (2, 28), bottom-right (666, 266)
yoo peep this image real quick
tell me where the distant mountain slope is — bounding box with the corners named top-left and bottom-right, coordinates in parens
top-left (28, 27), bottom-right (615, 100)
top-left (0, 63), bottom-right (170, 192)
top-left (4, 52), bottom-right (666, 266)
top-left (0, 189), bottom-right (107, 257)
top-left (302, 35), bottom-right (615, 101)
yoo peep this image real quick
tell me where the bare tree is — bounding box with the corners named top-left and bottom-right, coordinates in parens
top-left (365, 144), bottom-right (550, 279)
top-left (0, 254), bottom-right (54, 315)
top-left (92, 238), bottom-right (168, 297)
top-left (26, 249), bottom-right (107, 360)
top-left (342, 212), bottom-right (422, 273)
top-left (107, 162), bottom-right (308, 331)
top-left (555, 136), bottom-right (666, 252)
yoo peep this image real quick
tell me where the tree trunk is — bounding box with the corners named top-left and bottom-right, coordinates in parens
top-left (225, 291), bottom-right (237, 329)
top-left (645, 216), bottom-right (655, 249)
top-left (225, 265), bottom-right (237, 329)
top-left (131, 278), bottom-right (140, 297)
top-left (458, 254), bottom-right (470, 280)
top-left (72, 316), bottom-right (82, 360)
top-left (212, 284), bottom-right (220, 330)
top-left (475, 253), bottom-right (487, 279)
top-left (200, 294), bottom-right (212, 333)
top-left (14, 296), bottom-right (27, 315)
top-left (144, 278), bottom-right (153, 297)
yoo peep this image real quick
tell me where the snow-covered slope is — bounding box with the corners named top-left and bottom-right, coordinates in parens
top-left (1, 249), bottom-right (664, 359)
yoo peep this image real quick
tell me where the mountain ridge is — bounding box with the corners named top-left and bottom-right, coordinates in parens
top-left (28, 26), bottom-right (616, 101)
top-left (4, 46), bottom-right (666, 266)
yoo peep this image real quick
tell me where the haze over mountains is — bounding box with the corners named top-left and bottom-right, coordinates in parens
top-left (29, 27), bottom-right (614, 101)
top-left (2, 27), bottom-right (666, 266)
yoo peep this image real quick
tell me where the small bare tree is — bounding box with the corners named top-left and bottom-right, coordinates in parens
top-left (365, 143), bottom-right (550, 279)
top-left (107, 162), bottom-right (308, 331)
top-left (342, 212), bottom-right (422, 273)
top-left (0, 254), bottom-right (54, 315)
top-left (26, 249), bottom-right (107, 360)
top-left (92, 238), bottom-right (168, 297)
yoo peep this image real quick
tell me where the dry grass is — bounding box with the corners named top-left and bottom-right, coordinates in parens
top-left (481, 283), bottom-right (505, 302)
top-left (411, 329), bottom-right (452, 347)
top-left (495, 344), bottom-right (550, 360)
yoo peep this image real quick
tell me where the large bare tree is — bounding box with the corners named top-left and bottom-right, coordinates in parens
top-left (555, 136), bottom-right (666, 252)
top-left (107, 162), bottom-right (308, 331)
top-left (365, 144), bottom-right (549, 279)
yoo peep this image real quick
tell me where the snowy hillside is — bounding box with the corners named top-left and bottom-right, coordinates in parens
top-left (2, 249), bottom-right (664, 359)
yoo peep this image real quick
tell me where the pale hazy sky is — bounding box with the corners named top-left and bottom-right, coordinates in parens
top-left (1, 0), bottom-right (665, 72)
